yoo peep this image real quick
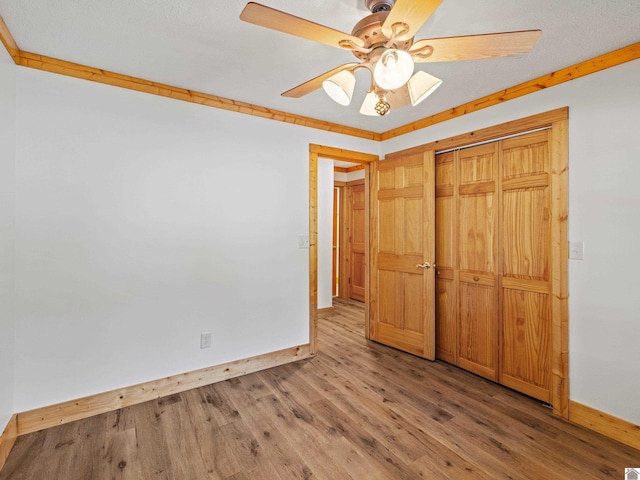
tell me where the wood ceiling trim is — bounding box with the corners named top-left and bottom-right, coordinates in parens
top-left (15, 49), bottom-right (381, 141)
top-left (0, 16), bottom-right (20, 64)
top-left (1, 15), bottom-right (638, 143)
top-left (381, 42), bottom-right (640, 140)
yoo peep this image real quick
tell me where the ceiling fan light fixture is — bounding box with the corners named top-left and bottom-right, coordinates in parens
top-left (373, 48), bottom-right (414, 90)
top-left (322, 70), bottom-right (356, 106)
top-left (407, 71), bottom-right (443, 106)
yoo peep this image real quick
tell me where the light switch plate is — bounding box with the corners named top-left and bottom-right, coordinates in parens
top-left (569, 241), bottom-right (584, 260)
top-left (298, 235), bottom-right (310, 249)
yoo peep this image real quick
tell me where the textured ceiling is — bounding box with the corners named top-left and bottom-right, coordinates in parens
top-left (1, 0), bottom-right (638, 133)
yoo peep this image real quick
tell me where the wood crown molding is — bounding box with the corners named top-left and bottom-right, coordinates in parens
top-left (16, 42), bottom-right (640, 142)
top-left (0, 415), bottom-right (18, 473)
top-left (1, 15), bottom-right (637, 142)
top-left (16, 345), bottom-right (312, 436)
top-left (16, 51), bottom-right (380, 141)
top-left (0, 16), bottom-right (20, 64)
top-left (381, 42), bottom-right (640, 140)
top-left (569, 401), bottom-right (640, 451)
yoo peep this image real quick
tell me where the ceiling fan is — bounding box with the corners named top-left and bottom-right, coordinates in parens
top-left (240, 0), bottom-right (541, 116)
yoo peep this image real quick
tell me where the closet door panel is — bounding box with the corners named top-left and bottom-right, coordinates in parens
top-left (500, 130), bottom-right (552, 402)
top-left (436, 273), bottom-right (456, 363)
top-left (501, 289), bottom-right (551, 402)
top-left (502, 187), bottom-right (549, 280)
top-left (456, 144), bottom-right (499, 379)
top-left (435, 152), bottom-right (457, 363)
top-left (459, 194), bottom-right (496, 273)
top-left (435, 193), bottom-right (456, 362)
top-left (458, 281), bottom-right (498, 380)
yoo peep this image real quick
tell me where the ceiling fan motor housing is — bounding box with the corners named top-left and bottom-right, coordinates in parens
top-left (350, 11), bottom-right (413, 61)
top-left (364, 0), bottom-right (395, 13)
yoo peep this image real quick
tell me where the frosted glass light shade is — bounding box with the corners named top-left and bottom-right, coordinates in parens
top-left (407, 71), bottom-right (443, 106)
top-left (322, 70), bottom-right (356, 106)
top-left (373, 49), bottom-right (414, 90)
top-left (359, 91), bottom-right (380, 116)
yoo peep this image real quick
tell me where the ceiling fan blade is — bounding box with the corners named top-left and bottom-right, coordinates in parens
top-left (281, 63), bottom-right (360, 98)
top-left (410, 30), bottom-right (542, 62)
top-left (382, 0), bottom-right (443, 42)
top-left (240, 2), bottom-right (364, 50)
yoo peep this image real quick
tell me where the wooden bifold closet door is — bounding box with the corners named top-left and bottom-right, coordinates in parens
top-left (435, 130), bottom-right (553, 403)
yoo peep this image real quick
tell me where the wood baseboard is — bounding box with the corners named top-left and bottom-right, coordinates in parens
top-left (17, 344), bottom-right (312, 436)
top-left (317, 307), bottom-right (335, 318)
top-left (0, 415), bottom-right (18, 472)
top-left (570, 400), bottom-right (640, 451)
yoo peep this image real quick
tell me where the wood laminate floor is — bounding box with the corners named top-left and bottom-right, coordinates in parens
top-left (2, 299), bottom-right (639, 479)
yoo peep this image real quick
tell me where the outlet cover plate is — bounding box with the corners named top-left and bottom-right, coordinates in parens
top-left (200, 332), bottom-right (212, 349)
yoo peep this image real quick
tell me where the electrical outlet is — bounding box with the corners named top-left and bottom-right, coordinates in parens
top-left (200, 332), bottom-right (212, 349)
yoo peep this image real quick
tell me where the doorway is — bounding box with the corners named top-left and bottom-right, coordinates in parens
top-left (308, 145), bottom-right (378, 354)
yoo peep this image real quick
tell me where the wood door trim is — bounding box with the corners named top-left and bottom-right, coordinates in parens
top-left (309, 145), bottom-right (378, 349)
top-left (336, 183), bottom-right (349, 300)
top-left (0, 415), bottom-right (17, 473)
top-left (550, 117), bottom-right (569, 418)
top-left (387, 109), bottom-right (569, 419)
top-left (386, 108), bottom-right (567, 159)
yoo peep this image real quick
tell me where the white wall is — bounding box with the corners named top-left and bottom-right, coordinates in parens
top-left (13, 67), bottom-right (378, 411)
top-left (0, 46), bottom-right (16, 431)
top-left (9, 54), bottom-right (638, 428)
top-left (317, 159), bottom-right (334, 309)
top-left (382, 59), bottom-right (640, 425)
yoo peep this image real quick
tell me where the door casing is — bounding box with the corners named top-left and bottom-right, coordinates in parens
top-left (308, 145), bottom-right (378, 354)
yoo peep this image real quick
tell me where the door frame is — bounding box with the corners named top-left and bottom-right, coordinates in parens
top-left (384, 108), bottom-right (569, 418)
top-left (308, 145), bottom-right (379, 354)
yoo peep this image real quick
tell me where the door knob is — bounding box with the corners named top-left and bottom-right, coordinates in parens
top-left (416, 262), bottom-right (434, 269)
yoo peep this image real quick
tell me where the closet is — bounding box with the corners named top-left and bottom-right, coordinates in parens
top-left (435, 129), bottom-right (553, 403)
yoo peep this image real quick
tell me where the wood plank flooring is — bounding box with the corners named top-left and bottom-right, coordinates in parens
top-left (2, 299), bottom-right (638, 479)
